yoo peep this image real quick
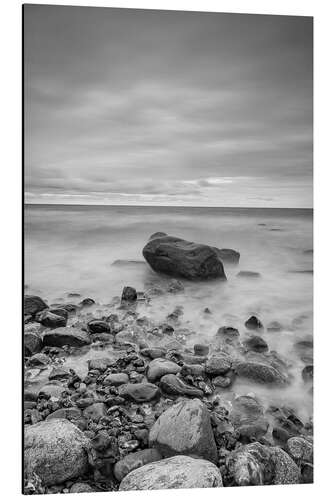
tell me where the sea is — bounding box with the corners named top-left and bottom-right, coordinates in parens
top-left (24, 204), bottom-right (313, 421)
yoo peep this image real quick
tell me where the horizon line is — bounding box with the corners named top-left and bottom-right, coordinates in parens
top-left (24, 202), bottom-right (313, 210)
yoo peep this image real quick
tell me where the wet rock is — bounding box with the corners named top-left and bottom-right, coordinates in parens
top-left (287, 437), bottom-right (313, 463)
top-left (104, 372), bottom-right (129, 386)
top-left (237, 271), bottom-right (261, 278)
top-left (140, 347), bottom-right (167, 359)
top-left (159, 374), bottom-right (204, 397)
top-left (149, 398), bottom-right (217, 463)
top-left (193, 344), bottom-right (209, 356)
top-left (48, 307), bottom-right (69, 319)
top-left (226, 442), bottom-right (300, 486)
top-left (38, 311), bottom-right (67, 328)
top-left (149, 231), bottom-right (168, 240)
top-left (205, 353), bottom-right (232, 375)
top-left (24, 295), bottom-right (48, 316)
top-left (180, 364), bottom-right (205, 377)
top-left (267, 321), bottom-right (283, 332)
top-left (119, 455), bottom-right (223, 490)
top-left (235, 361), bottom-right (288, 385)
top-left (24, 419), bottom-right (91, 485)
top-left (243, 335), bottom-right (268, 353)
top-left (230, 395), bottom-right (268, 442)
top-left (212, 375), bottom-right (233, 388)
top-left (167, 279), bottom-right (184, 293)
top-left (83, 402), bottom-right (107, 422)
top-left (216, 326), bottom-right (240, 343)
top-left (24, 332), bottom-right (43, 357)
top-left (301, 463), bottom-right (313, 483)
top-left (121, 286), bottom-right (137, 302)
top-left (46, 407), bottom-right (82, 422)
top-left (114, 448), bottom-right (163, 481)
top-left (245, 316), bottom-right (263, 330)
top-left (142, 234), bottom-right (227, 280)
top-left (147, 358), bottom-right (181, 382)
top-left (118, 383), bottom-right (160, 403)
top-left (48, 367), bottom-right (71, 380)
top-left (79, 298), bottom-right (95, 307)
top-left (43, 327), bottom-right (91, 348)
top-left (302, 365), bottom-right (313, 382)
top-left (87, 320), bottom-right (110, 334)
top-left (216, 248), bottom-right (240, 264)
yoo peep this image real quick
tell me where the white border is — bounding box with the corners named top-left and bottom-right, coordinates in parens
top-left (1, 1), bottom-right (332, 499)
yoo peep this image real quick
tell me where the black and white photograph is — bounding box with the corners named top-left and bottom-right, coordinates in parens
top-left (23, 4), bottom-right (313, 494)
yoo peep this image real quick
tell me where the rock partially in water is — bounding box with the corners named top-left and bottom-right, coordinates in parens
top-left (149, 398), bottom-right (218, 463)
top-left (28, 352), bottom-right (50, 367)
top-left (193, 344), bottom-right (209, 356)
top-left (83, 402), bottom-right (107, 422)
top-left (46, 407), bottom-right (82, 422)
top-left (119, 455), bottom-right (223, 490)
top-left (118, 383), bottom-right (160, 403)
top-left (215, 248), bottom-right (240, 264)
top-left (104, 372), bottom-right (129, 386)
top-left (38, 382), bottom-right (66, 399)
top-left (302, 365), bottom-right (313, 382)
top-left (245, 316), bottom-right (263, 330)
top-left (230, 395), bottom-right (268, 442)
top-left (147, 358), bottom-right (181, 382)
top-left (121, 286), bottom-right (137, 302)
top-left (48, 366), bottom-right (71, 380)
top-left (24, 332), bottom-right (43, 357)
top-left (114, 448), bottom-right (163, 481)
top-left (38, 311), bottom-right (67, 329)
top-left (78, 297), bottom-right (95, 308)
top-left (87, 320), bottom-right (110, 334)
top-left (149, 231), bottom-right (168, 240)
top-left (234, 361), bottom-right (288, 385)
top-left (205, 353), bottom-right (233, 375)
top-left (88, 357), bottom-right (112, 371)
top-left (43, 327), bottom-right (91, 348)
top-left (167, 279), bottom-right (185, 293)
top-left (24, 295), bottom-right (48, 316)
top-left (237, 271), bottom-right (261, 278)
top-left (142, 234), bottom-right (227, 280)
top-left (243, 335), bottom-right (268, 353)
top-left (267, 321), bottom-right (283, 332)
top-left (24, 419), bottom-right (91, 485)
top-left (159, 374), bottom-right (204, 397)
top-left (140, 347), bottom-right (167, 359)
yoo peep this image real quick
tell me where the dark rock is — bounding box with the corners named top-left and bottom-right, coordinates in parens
top-left (193, 344), bottom-right (209, 356)
top-left (46, 407), bottom-right (82, 422)
top-left (104, 372), bottom-right (129, 386)
top-left (121, 286), bottom-right (137, 302)
top-left (87, 320), bottom-right (110, 334)
top-left (43, 327), bottom-right (91, 348)
top-left (237, 271), bottom-right (261, 278)
top-left (272, 426), bottom-right (293, 445)
top-left (79, 298), bottom-right (95, 307)
top-left (302, 365), bottom-right (313, 382)
top-left (140, 347), bottom-right (167, 359)
top-left (27, 353), bottom-right (50, 367)
top-left (149, 231), bottom-right (168, 240)
top-left (159, 374), bottom-right (204, 397)
top-left (114, 448), bottom-right (163, 482)
top-left (48, 367), bottom-right (71, 380)
top-left (234, 361), bottom-right (288, 385)
top-left (160, 323), bottom-right (174, 335)
top-left (205, 353), bottom-right (232, 375)
top-left (119, 455), bottom-right (222, 490)
top-left (216, 326), bottom-right (240, 341)
top-left (88, 358), bottom-right (112, 371)
top-left (38, 311), bottom-right (67, 329)
top-left (245, 316), bottom-right (263, 330)
top-left (301, 463), bottom-right (313, 483)
top-left (147, 358), bottom-right (180, 382)
top-left (243, 335), bottom-right (268, 353)
top-left (118, 383), bottom-right (160, 403)
top-left (24, 295), bottom-right (48, 316)
top-left (149, 398), bottom-right (218, 463)
top-left (142, 234), bottom-right (227, 280)
top-left (24, 419), bottom-right (91, 486)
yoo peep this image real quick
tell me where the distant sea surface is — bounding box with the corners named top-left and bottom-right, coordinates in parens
top-left (24, 204), bottom-right (313, 417)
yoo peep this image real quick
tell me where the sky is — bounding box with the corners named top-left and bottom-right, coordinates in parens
top-left (24, 5), bottom-right (313, 207)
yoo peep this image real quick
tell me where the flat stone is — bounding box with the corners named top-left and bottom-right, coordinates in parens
top-left (205, 353), bottom-right (232, 375)
top-left (120, 455), bottom-right (222, 490)
top-left (243, 335), bottom-right (268, 353)
top-left (140, 347), bottom-right (167, 359)
top-left (149, 398), bottom-right (217, 463)
top-left (48, 367), bottom-right (71, 380)
top-left (104, 372), bottom-right (129, 386)
top-left (118, 383), bottom-right (160, 403)
top-left (46, 407), bottom-right (82, 422)
top-left (235, 361), bottom-right (288, 385)
top-left (43, 327), bottom-right (91, 348)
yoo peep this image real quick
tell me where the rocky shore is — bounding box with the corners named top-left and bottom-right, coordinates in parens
top-left (23, 234), bottom-right (313, 494)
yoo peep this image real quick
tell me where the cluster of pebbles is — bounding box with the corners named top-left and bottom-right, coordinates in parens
top-left (23, 281), bottom-right (313, 494)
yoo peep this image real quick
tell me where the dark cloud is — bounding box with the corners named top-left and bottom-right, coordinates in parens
top-left (24, 5), bottom-right (312, 207)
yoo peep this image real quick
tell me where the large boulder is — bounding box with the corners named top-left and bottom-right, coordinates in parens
top-left (24, 419), bottom-right (91, 486)
top-left (142, 234), bottom-right (227, 280)
top-left (149, 398), bottom-right (218, 463)
top-left (43, 327), bottom-right (91, 348)
top-left (24, 295), bottom-right (48, 316)
top-left (119, 455), bottom-right (223, 490)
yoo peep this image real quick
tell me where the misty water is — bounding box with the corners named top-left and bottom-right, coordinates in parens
top-left (25, 204), bottom-right (313, 423)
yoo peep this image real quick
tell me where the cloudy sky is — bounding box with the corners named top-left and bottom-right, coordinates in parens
top-left (24, 6), bottom-right (313, 207)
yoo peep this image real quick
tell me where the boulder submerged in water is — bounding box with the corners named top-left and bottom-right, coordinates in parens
top-left (142, 234), bottom-right (227, 281)
top-left (24, 295), bottom-right (48, 316)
